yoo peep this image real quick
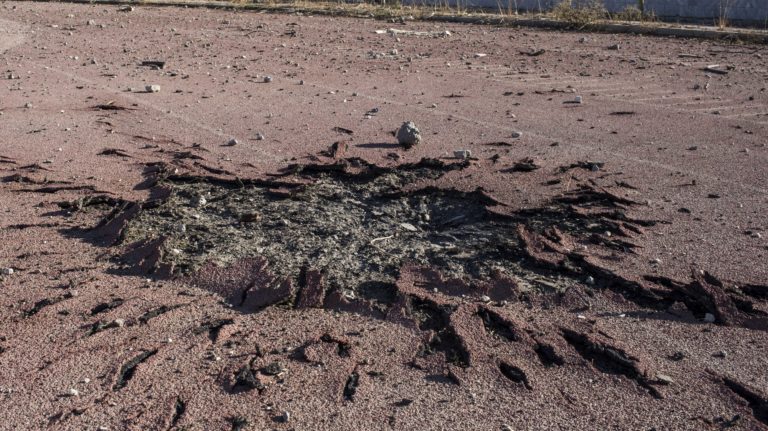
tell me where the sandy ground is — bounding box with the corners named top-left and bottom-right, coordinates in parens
top-left (1, 2), bottom-right (767, 430)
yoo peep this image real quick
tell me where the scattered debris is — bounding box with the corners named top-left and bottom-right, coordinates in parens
top-left (509, 158), bottom-right (539, 172)
top-left (343, 372), bottom-right (359, 401)
top-left (140, 60), bottom-right (165, 69)
top-left (375, 28), bottom-right (451, 38)
top-left (332, 127), bottom-right (354, 135)
top-left (113, 350), bottom-right (158, 390)
top-left (521, 48), bottom-right (545, 57)
top-left (703, 65), bottom-right (729, 75)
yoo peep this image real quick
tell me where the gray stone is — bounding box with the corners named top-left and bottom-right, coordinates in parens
top-left (703, 313), bottom-right (716, 323)
top-left (396, 121), bottom-right (421, 149)
top-left (453, 149), bottom-right (471, 159)
top-left (146, 84), bottom-right (161, 93)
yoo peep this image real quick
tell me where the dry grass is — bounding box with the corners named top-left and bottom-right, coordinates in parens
top-left (550, 0), bottom-right (607, 26)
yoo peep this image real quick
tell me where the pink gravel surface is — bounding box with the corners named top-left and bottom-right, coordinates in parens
top-left (0, 2), bottom-right (767, 430)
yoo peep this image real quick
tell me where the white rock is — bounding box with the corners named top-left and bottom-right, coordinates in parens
top-left (226, 138), bottom-right (238, 146)
top-left (400, 223), bottom-right (418, 232)
top-left (396, 121), bottom-right (421, 149)
top-left (703, 313), bottom-right (716, 323)
top-left (473, 53), bottom-right (487, 58)
top-left (656, 374), bottom-right (674, 385)
top-left (146, 84), bottom-right (161, 93)
top-left (480, 295), bottom-right (491, 303)
top-left (453, 149), bottom-right (471, 159)
top-left (511, 131), bottom-right (522, 138)
top-left (263, 76), bottom-right (273, 83)
top-left (68, 388), bottom-right (80, 397)
top-left (1, 268), bottom-right (13, 276)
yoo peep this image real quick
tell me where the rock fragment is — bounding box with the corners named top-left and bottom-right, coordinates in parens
top-left (145, 84), bottom-right (161, 93)
top-left (453, 149), bottom-right (471, 159)
top-left (656, 374), bottom-right (674, 385)
top-left (396, 121), bottom-right (421, 149)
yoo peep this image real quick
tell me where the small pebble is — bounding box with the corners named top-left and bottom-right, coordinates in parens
top-left (264, 76), bottom-right (273, 83)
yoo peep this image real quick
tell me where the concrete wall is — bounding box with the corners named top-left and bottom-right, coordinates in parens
top-left (404, 0), bottom-right (768, 24)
